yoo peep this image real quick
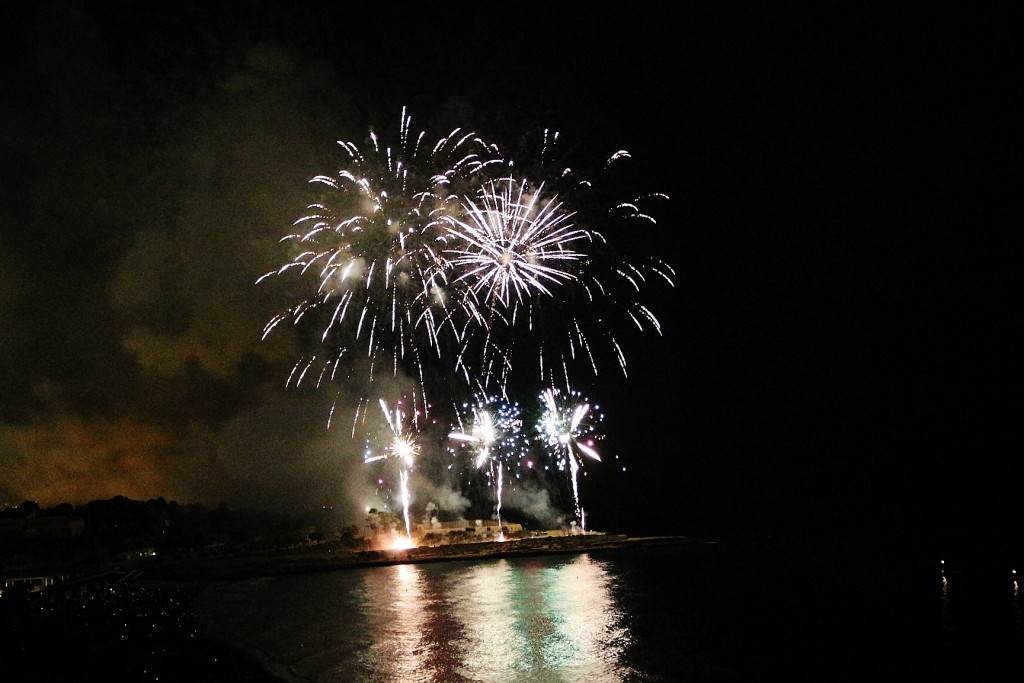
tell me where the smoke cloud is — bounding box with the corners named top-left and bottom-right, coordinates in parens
top-left (0, 5), bottom-right (380, 521)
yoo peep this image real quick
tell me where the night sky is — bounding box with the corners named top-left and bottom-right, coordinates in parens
top-left (1, 3), bottom-right (1017, 544)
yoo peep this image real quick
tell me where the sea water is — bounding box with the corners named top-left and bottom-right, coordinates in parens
top-left (192, 538), bottom-right (1024, 682)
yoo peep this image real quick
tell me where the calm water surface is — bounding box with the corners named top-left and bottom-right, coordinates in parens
top-left (193, 539), bottom-right (1024, 682)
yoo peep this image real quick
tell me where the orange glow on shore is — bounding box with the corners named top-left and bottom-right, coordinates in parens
top-left (390, 534), bottom-right (416, 550)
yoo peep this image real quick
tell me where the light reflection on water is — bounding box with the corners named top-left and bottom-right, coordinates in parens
top-left (453, 556), bottom-right (633, 681)
top-left (193, 542), bottom-right (1024, 681)
top-left (196, 554), bottom-right (637, 683)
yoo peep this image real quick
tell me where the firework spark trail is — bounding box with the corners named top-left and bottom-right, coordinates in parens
top-left (398, 468), bottom-right (412, 544)
top-left (449, 396), bottom-right (528, 530)
top-left (449, 407), bottom-right (497, 470)
top-left (366, 398), bottom-right (420, 539)
top-left (537, 387), bottom-right (603, 529)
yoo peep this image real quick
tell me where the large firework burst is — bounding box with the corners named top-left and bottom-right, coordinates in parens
top-left (257, 108), bottom-right (503, 403)
top-left (450, 129), bottom-right (675, 394)
top-left (260, 116), bottom-right (672, 406)
top-left (445, 177), bottom-right (586, 308)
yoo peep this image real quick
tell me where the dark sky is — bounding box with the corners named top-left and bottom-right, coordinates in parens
top-left (1, 2), bottom-right (1017, 543)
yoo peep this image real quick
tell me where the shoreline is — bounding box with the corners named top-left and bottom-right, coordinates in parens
top-left (138, 533), bottom-right (698, 583)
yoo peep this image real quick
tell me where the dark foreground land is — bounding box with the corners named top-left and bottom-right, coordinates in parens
top-left (0, 574), bottom-right (284, 682)
top-left (2, 533), bottom-right (693, 682)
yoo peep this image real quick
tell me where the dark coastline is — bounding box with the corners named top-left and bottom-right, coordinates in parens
top-left (137, 533), bottom-right (698, 583)
top-left (0, 573), bottom-right (286, 682)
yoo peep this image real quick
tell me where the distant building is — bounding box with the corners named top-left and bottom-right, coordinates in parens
top-left (2, 575), bottom-right (63, 593)
top-left (411, 519), bottom-right (523, 539)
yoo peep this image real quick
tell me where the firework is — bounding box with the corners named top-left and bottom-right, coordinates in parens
top-left (536, 387), bottom-right (603, 529)
top-left (449, 396), bottom-right (529, 531)
top-left (451, 130), bottom-right (675, 394)
top-left (366, 398), bottom-right (421, 539)
top-left (445, 177), bottom-right (587, 308)
top-left (257, 108), bottom-right (503, 404)
top-left (259, 115), bottom-right (670, 534)
top-left (260, 116), bottom-right (672, 406)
